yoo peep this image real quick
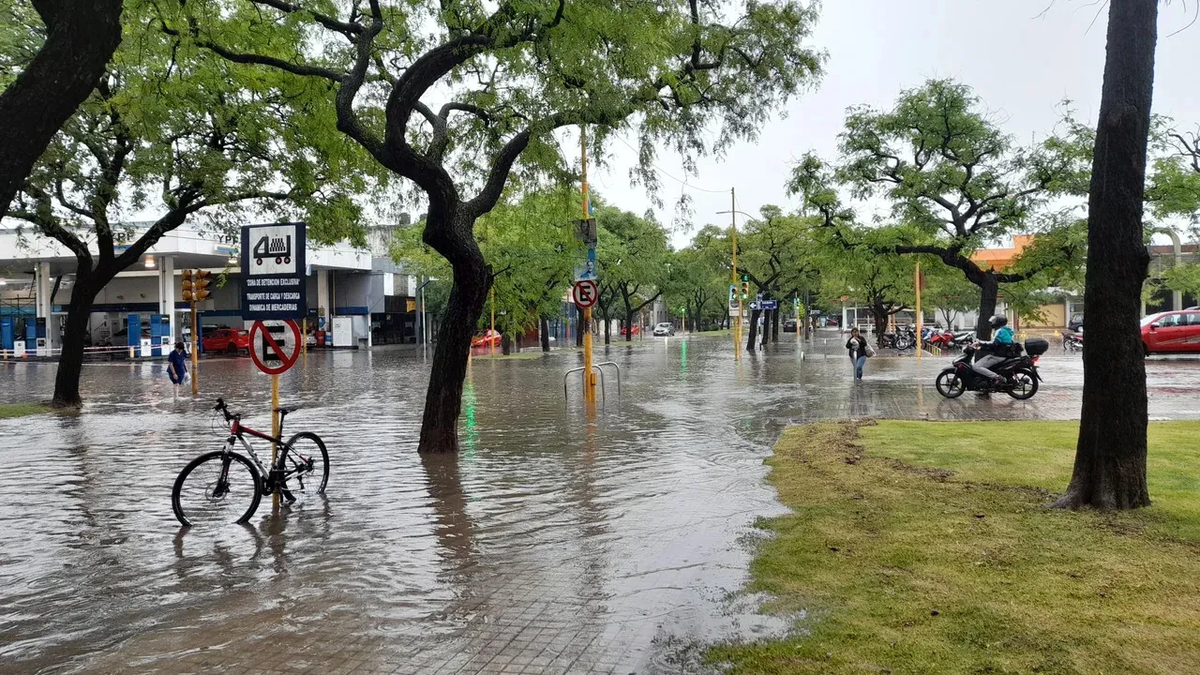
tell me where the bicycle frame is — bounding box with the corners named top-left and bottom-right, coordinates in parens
top-left (221, 413), bottom-right (314, 493)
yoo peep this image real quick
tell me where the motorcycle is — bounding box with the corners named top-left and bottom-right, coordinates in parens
top-left (1063, 329), bottom-right (1083, 354)
top-left (926, 329), bottom-right (959, 351)
top-left (934, 338), bottom-right (1049, 400)
top-left (889, 325), bottom-right (917, 350)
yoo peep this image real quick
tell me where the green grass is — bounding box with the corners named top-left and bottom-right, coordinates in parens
top-left (709, 420), bottom-right (1200, 675)
top-left (0, 402), bottom-right (51, 418)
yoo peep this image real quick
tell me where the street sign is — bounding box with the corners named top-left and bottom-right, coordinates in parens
top-left (249, 319), bottom-right (302, 375)
top-left (241, 222), bottom-right (307, 320)
top-left (572, 279), bottom-right (598, 309)
top-left (760, 300), bottom-right (779, 310)
top-left (749, 301), bottom-right (760, 311)
top-left (729, 307), bottom-right (743, 317)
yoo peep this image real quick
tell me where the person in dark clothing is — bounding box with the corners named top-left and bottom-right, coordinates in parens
top-left (846, 327), bottom-right (869, 380)
top-left (168, 341), bottom-right (188, 388)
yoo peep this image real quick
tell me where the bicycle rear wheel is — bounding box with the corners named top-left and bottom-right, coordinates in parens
top-left (172, 451), bottom-right (262, 526)
top-left (280, 431), bottom-right (329, 497)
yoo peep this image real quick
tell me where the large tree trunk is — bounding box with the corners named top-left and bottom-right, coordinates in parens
top-left (501, 333), bottom-right (512, 355)
top-left (52, 283), bottom-right (100, 407)
top-left (1055, 0), bottom-right (1156, 510)
top-left (771, 308), bottom-right (780, 342)
top-left (0, 0), bottom-right (123, 217)
top-left (540, 317), bottom-right (550, 352)
top-left (419, 214), bottom-right (491, 454)
top-left (974, 273), bottom-right (1000, 340)
top-left (745, 308), bottom-right (761, 352)
top-left (624, 304), bottom-right (634, 342)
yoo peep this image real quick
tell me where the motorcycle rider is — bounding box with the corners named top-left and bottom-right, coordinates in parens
top-left (972, 314), bottom-right (1017, 388)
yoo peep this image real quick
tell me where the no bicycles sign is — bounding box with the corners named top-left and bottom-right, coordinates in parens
top-left (250, 320), bottom-right (302, 376)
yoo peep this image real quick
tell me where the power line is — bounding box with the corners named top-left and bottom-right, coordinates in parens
top-left (610, 133), bottom-right (729, 195)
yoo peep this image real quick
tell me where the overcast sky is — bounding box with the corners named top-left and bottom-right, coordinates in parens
top-left (585, 0), bottom-right (1200, 249)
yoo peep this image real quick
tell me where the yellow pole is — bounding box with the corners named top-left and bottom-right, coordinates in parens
top-left (271, 373), bottom-right (280, 512)
top-left (915, 262), bottom-right (923, 361)
top-left (489, 287), bottom-right (496, 357)
top-left (190, 299), bottom-right (198, 396)
top-left (731, 187), bottom-right (741, 360)
top-left (581, 125), bottom-right (597, 402)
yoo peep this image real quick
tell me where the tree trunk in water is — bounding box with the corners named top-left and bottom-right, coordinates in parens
top-left (419, 214), bottom-right (491, 454)
top-left (540, 318), bottom-right (550, 352)
top-left (974, 274), bottom-right (1000, 340)
top-left (0, 0), bottom-right (123, 216)
top-left (52, 286), bottom-right (100, 407)
top-left (771, 309), bottom-right (780, 342)
top-left (760, 310), bottom-right (769, 348)
top-left (501, 333), bottom-right (512, 355)
top-left (1056, 0), bottom-right (1156, 510)
top-left (603, 317), bottom-right (610, 345)
top-left (625, 308), bottom-right (634, 342)
top-left (745, 309), bottom-right (761, 352)
top-left (575, 319), bottom-right (583, 347)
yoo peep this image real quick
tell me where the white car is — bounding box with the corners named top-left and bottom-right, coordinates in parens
top-left (652, 322), bottom-right (675, 337)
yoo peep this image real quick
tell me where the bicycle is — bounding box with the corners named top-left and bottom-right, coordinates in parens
top-left (172, 397), bottom-right (329, 527)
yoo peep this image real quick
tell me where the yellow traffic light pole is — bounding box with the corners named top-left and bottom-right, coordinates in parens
top-left (181, 269), bottom-right (211, 395)
top-left (730, 188), bottom-right (741, 360)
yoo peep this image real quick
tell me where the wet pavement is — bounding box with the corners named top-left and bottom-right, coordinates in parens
top-left (1, 332), bottom-right (1198, 674)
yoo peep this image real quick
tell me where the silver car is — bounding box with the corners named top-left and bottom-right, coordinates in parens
top-left (652, 322), bottom-right (675, 337)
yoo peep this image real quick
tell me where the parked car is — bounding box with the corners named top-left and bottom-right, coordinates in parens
top-left (100, 326), bottom-right (151, 347)
top-left (1141, 310), bottom-right (1200, 355)
top-left (202, 328), bottom-right (250, 355)
top-left (471, 329), bottom-right (502, 348)
top-left (783, 318), bottom-right (798, 333)
top-left (1068, 313), bottom-right (1084, 332)
top-left (652, 322), bottom-right (675, 337)
top-left (825, 317), bottom-right (839, 327)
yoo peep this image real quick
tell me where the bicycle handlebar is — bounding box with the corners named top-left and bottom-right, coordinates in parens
top-left (213, 397), bottom-right (237, 422)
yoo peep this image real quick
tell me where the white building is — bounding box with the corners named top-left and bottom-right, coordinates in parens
top-left (0, 221), bottom-right (419, 355)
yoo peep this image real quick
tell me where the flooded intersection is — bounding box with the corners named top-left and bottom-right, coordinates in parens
top-left (1, 335), bottom-right (1197, 674)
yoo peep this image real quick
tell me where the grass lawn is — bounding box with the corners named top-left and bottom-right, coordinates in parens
top-left (709, 420), bottom-right (1200, 675)
top-left (0, 402), bottom-right (51, 418)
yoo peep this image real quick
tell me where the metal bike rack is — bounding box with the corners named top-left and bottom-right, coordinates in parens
top-left (593, 361), bottom-right (621, 398)
top-left (563, 365), bottom-right (606, 402)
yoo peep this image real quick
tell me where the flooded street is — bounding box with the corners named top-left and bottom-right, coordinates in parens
top-left (2, 334), bottom-right (1198, 674)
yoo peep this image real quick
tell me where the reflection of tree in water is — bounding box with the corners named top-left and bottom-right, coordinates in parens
top-left (420, 452), bottom-right (476, 566)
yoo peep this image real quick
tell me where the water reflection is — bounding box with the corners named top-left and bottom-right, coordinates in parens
top-left (1, 338), bottom-right (1197, 673)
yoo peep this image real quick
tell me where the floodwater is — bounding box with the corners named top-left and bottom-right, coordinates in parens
top-left (1, 334), bottom-right (1197, 674)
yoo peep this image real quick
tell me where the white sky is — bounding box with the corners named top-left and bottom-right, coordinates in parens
top-left (585, 0), bottom-right (1200, 249)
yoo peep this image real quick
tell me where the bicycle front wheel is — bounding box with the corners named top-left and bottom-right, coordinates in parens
top-left (172, 451), bottom-right (263, 527)
top-left (280, 431), bottom-right (329, 496)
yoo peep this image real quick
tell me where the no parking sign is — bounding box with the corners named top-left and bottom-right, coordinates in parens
top-left (249, 320), bottom-right (302, 375)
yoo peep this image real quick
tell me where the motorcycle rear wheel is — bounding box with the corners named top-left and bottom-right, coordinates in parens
top-left (935, 369), bottom-right (965, 398)
top-left (1007, 369), bottom-right (1038, 400)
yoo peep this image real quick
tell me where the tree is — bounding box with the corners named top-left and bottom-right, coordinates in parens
top-left (922, 268), bottom-right (978, 330)
top-left (671, 226), bottom-right (728, 332)
top-left (1055, 0), bottom-right (1158, 510)
top-left (811, 225), bottom-right (916, 346)
top-left (797, 80), bottom-right (1078, 339)
top-left (1148, 124), bottom-right (1200, 223)
top-left (170, 0), bottom-right (823, 453)
top-left (733, 206), bottom-right (810, 350)
top-left (1163, 262), bottom-right (1200, 299)
top-left (597, 207), bottom-right (669, 341)
top-left (3, 4), bottom-right (372, 406)
top-left (0, 0), bottom-right (123, 217)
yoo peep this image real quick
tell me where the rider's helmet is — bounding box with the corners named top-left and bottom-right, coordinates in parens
top-left (988, 314), bottom-right (1008, 329)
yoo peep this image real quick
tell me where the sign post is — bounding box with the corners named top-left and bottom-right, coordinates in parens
top-left (578, 126), bottom-right (599, 404)
top-left (242, 222), bottom-right (307, 513)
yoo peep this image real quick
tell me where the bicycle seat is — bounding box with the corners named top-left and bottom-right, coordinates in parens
top-left (274, 406), bottom-right (299, 415)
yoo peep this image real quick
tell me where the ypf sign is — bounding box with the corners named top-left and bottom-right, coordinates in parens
top-left (241, 223), bottom-right (307, 320)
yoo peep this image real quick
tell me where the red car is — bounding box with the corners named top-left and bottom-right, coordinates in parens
top-left (471, 329), bottom-right (502, 348)
top-left (1141, 310), bottom-right (1200, 355)
top-left (203, 328), bottom-right (250, 355)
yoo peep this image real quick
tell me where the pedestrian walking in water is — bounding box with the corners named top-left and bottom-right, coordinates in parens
top-left (846, 327), bottom-right (871, 380)
top-left (168, 341), bottom-right (188, 389)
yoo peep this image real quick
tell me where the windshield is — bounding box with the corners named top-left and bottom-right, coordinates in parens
top-left (656, 323), bottom-right (671, 328)
top-left (1140, 314), bottom-right (1163, 327)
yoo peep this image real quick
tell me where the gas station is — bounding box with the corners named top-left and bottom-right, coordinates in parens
top-left (0, 221), bottom-right (394, 359)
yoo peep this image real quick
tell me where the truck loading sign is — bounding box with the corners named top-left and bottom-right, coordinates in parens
top-left (241, 223), bottom-right (306, 320)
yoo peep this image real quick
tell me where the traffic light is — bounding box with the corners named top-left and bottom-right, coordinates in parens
top-left (193, 270), bottom-right (212, 301)
top-left (740, 281), bottom-right (750, 300)
top-left (181, 269), bottom-right (193, 302)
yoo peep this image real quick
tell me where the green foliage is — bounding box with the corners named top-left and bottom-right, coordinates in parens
top-left (2, 0), bottom-right (380, 263)
top-left (1164, 262), bottom-right (1200, 298)
top-left (596, 205), bottom-right (669, 321)
top-left (668, 224), bottom-right (732, 328)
